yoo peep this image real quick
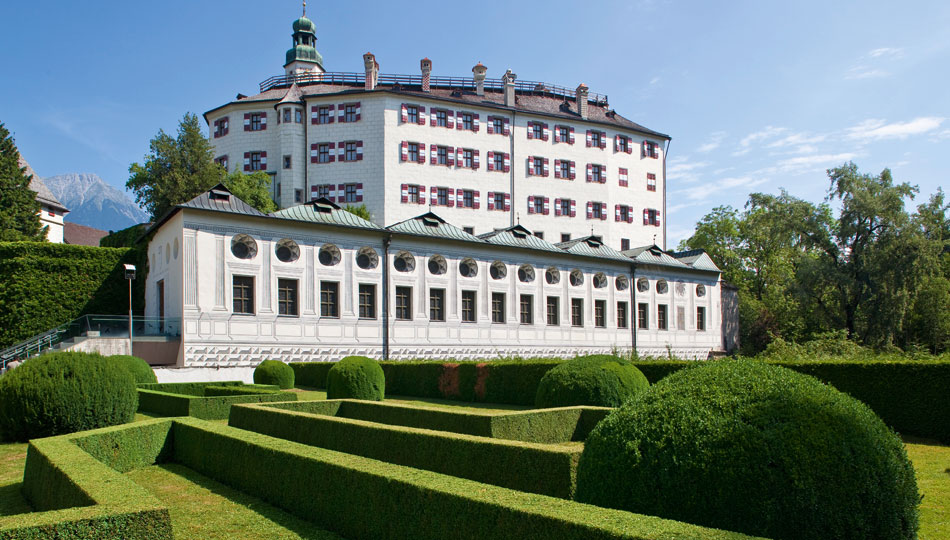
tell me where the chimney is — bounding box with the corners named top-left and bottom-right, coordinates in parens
top-left (576, 83), bottom-right (589, 120)
top-left (363, 52), bottom-right (378, 90)
top-left (472, 62), bottom-right (487, 96)
top-left (420, 57), bottom-right (432, 92)
top-left (502, 69), bottom-right (517, 107)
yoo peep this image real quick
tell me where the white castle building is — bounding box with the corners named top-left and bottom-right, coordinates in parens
top-left (143, 10), bottom-right (734, 369)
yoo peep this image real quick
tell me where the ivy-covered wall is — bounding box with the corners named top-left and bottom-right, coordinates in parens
top-left (0, 242), bottom-right (147, 348)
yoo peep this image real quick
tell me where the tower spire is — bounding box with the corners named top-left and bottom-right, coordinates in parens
top-left (302, 0), bottom-right (306, 17)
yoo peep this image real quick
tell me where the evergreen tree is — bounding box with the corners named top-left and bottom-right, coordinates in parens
top-left (0, 122), bottom-right (44, 241)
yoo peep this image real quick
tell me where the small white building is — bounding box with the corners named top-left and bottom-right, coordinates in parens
top-left (20, 156), bottom-right (68, 243)
top-left (144, 186), bottom-right (724, 368)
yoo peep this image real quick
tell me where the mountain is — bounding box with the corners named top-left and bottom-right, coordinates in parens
top-left (43, 173), bottom-right (149, 232)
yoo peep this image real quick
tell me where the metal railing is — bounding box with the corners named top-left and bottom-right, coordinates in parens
top-left (259, 71), bottom-right (609, 105)
top-left (0, 315), bottom-right (181, 371)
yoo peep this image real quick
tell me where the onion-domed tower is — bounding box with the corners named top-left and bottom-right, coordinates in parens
top-left (284, 2), bottom-right (324, 76)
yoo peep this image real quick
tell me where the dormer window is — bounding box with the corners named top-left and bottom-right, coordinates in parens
top-left (209, 189), bottom-right (230, 201)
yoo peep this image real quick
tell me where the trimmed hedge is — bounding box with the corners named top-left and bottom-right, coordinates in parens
top-left (0, 419), bottom-right (173, 539)
top-left (0, 352), bottom-right (137, 442)
top-left (239, 399), bottom-right (611, 444)
top-left (137, 382), bottom-right (296, 420)
top-left (203, 385), bottom-right (282, 396)
top-left (289, 361), bottom-right (335, 388)
top-left (229, 402), bottom-right (583, 498)
top-left (253, 359), bottom-right (295, 389)
top-left (292, 357), bottom-right (950, 442)
top-left (326, 356), bottom-right (385, 400)
top-left (174, 418), bottom-right (759, 540)
top-left (0, 242), bottom-right (147, 348)
top-left (577, 360), bottom-right (920, 540)
top-left (136, 380), bottom-right (246, 396)
top-left (110, 355), bottom-right (157, 384)
top-left (536, 356), bottom-right (649, 408)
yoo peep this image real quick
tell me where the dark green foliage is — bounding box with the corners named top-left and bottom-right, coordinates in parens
top-left (326, 356), bottom-right (384, 400)
top-left (0, 352), bottom-right (137, 442)
top-left (0, 242), bottom-right (146, 348)
top-left (3, 419), bottom-right (174, 538)
top-left (173, 419), bottom-right (754, 540)
top-left (99, 224), bottom-right (149, 248)
top-left (110, 355), bottom-right (157, 384)
top-left (535, 355), bottom-right (649, 408)
top-left (253, 359), bottom-right (294, 389)
top-left (576, 360), bottom-right (920, 540)
top-left (229, 402), bottom-right (582, 498)
top-left (0, 122), bottom-right (44, 242)
top-left (288, 361), bottom-right (334, 388)
top-left (223, 171), bottom-right (277, 214)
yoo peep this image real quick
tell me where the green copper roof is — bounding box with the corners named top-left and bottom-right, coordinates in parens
top-left (623, 245), bottom-right (692, 270)
top-left (269, 198), bottom-right (381, 230)
top-left (387, 213), bottom-right (484, 243)
top-left (478, 225), bottom-right (564, 253)
top-left (556, 236), bottom-right (631, 262)
top-left (285, 15), bottom-right (323, 68)
top-left (672, 249), bottom-right (722, 272)
top-left (286, 45), bottom-right (323, 67)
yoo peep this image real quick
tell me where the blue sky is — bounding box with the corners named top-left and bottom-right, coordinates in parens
top-left (2, 0), bottom-right (947, 245)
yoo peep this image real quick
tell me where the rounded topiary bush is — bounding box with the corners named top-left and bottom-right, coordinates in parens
top-left (534, 355), bottom-right (648, 408)
top-left (253, 359), bottom-right (295, 389)
top-left (576, 359), bottom-right (919, 540)
top-left (326, 356), bottom-right (385, 400)
top-left (109, 354), bottom-right (157, 384)
top-left (0, 351), bottom-right (137, 442)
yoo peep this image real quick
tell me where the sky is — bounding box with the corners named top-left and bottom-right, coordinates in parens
top-left (1, 0), bottom-right (947, 246)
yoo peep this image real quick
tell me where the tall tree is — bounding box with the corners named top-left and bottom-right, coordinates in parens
top-left (127, 113), bottom-right (228, 220)
top-left (0, 122), bottom-right (44, 242)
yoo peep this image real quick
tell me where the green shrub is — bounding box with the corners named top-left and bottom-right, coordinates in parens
top-left (110, 354), bottom-right (158, 384)
top-left (535, 355), bottom-right (649, 408)
top-left (0, 242), bottom-right (146, 348)
top-left (0, 351), bottom-right (137, 442)
top-left (326, 356), bottom-right (384, 400)
top-left (204, 385), bottom-right (281, 396)
top-left (576, 360), bottom-right (919, 540)
top-left (253, 359), bottom-right (295, 389)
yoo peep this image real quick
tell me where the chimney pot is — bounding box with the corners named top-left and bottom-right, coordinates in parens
top-left (472, 62), bottom-right (487, 96)
top-left (576, 83), bottom-right (589, 120)
top-left (503, 69), bottom-right (517, 107)
top-left (363, 52), bottom-right (378, 90)
top-left (420, 57), bottom-right (432, 92)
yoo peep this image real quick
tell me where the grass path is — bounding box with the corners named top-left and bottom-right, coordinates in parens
top-left (905, 440), bottom-right (950, 540)
top-left (126, 463), bottom-right (343, 540)
top-left (0, 442), bottom-right (29, 516)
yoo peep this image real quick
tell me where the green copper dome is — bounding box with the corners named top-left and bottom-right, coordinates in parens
top-left (285, 15), bottom-right (323, 68)
top-left (292, 16), bottom-right (315, 33)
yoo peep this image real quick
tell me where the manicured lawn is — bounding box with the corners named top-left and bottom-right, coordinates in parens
top-left (126, 463), bottom-right (343, 540)
top-left (905, 439), bottom-right (950, 540)
top-left (289, 386), bottom-right (530, 413)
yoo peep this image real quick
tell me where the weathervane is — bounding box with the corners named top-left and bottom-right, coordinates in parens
top-left (302, 0), bottom-right (306, 16)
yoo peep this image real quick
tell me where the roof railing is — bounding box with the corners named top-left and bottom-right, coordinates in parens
top-left (259, 72), bottom-right (608, 105)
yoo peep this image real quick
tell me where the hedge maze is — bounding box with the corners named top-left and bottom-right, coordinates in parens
top-left (1, 417), bottom-right (760, 540)
top-left (135, 381), bottom-right (297, 420)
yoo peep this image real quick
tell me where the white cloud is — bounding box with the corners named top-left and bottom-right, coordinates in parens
top-left (733, 126), bottom-right (786, 155)
top-left (667, 158), bottom-right (711, 184)
top-left (697, 131), bottom-right (726, 153)
top-left (846, 117), bottom-right (945, 141)
top-left (649, 76), bottom-right (661, 85)
top-left (675, 175), bottom-right (769, 202)
top-left (775, 152), bottom-right (858, 174)
top-left (845, 66), bottom-right (889, 80)
top-left (929, 128), bottom-right (950, 142)
top-left (868, 47), bottom-right (903, 58)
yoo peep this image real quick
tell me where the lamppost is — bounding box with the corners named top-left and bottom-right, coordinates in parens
top-left (124, 264), bottom-right (136, 356)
